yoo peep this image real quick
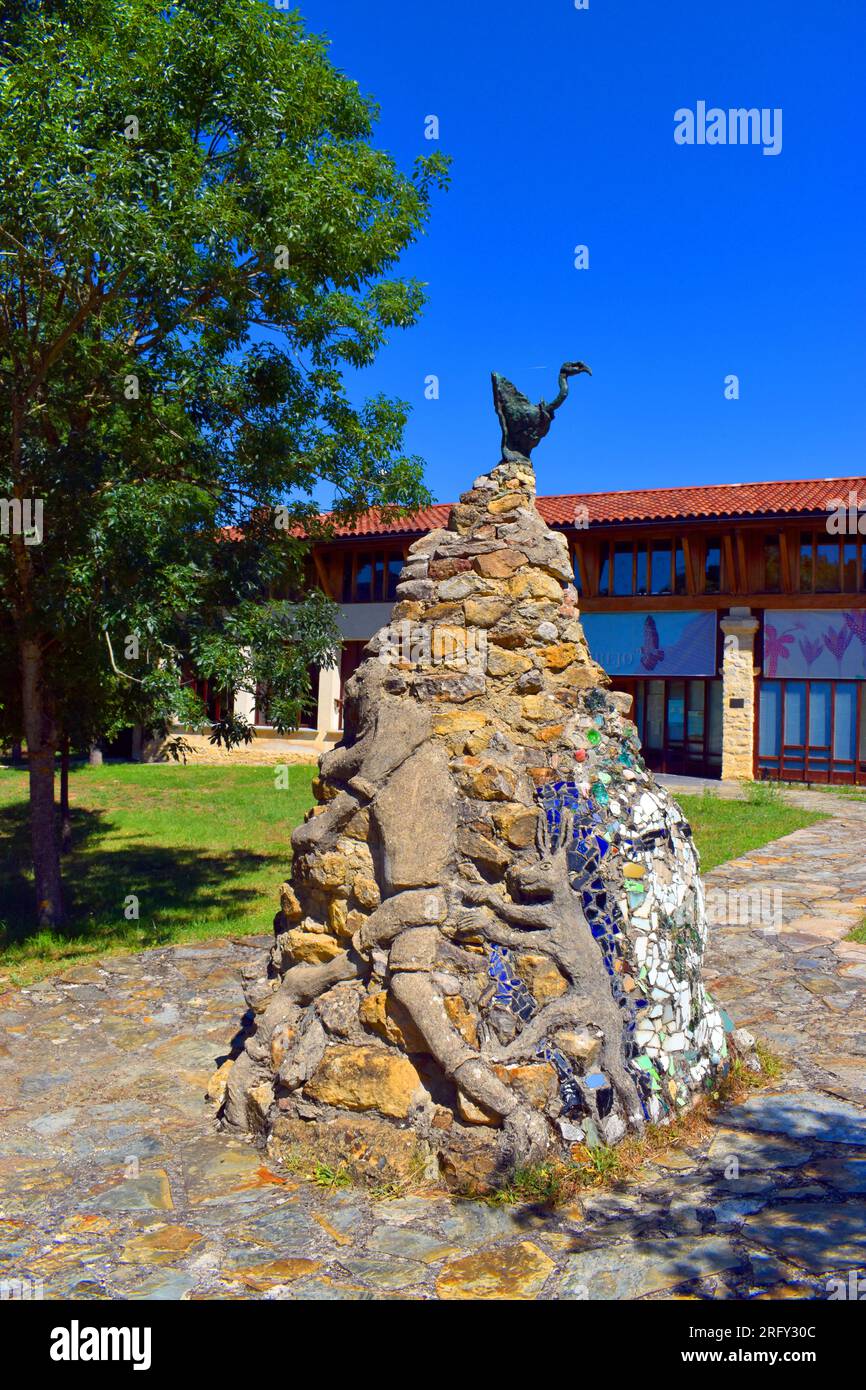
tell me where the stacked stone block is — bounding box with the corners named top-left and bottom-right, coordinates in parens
top-left (224, 457), bottom-right (729, 1190)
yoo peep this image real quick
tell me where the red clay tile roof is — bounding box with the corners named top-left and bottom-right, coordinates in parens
top-left (324, 504), bottom-right (451, 538)
top-left (320, 477), bottom-right (866, 539)
top-left (538, 478), bottom-right (866, 526)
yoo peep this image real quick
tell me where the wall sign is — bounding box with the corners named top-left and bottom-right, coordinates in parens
top-left (581, 610), bottom-right (718, 678)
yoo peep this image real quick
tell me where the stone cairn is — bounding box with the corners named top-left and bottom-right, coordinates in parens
top-left (224, 450), bottom-right (730, 1191)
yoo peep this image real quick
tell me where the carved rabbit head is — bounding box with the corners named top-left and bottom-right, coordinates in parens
top-left (506, 808), bottom-right (574, 901)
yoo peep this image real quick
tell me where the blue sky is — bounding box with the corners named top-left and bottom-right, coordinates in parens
top-left (295, 0), bottom-right (865, 505)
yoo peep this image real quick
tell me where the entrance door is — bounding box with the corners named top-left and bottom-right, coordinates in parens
top-left (613, 678), bottom-right (722, 778)
top-left (758, 679), bottom-right (863, 784)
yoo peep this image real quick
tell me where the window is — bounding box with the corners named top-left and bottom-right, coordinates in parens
top-left (189, 676), bottom-right (227, 723)
top-left (572, 547), bottom-right (583, 596)
top-left (799, 532), bottom-right (813, 591)
top-left (387, 555), bottom-right (403, 599)
top-left (355, 557), bottom-right (373, 603)
top-left (341, 548), bottom-right (406, 602)
top-left (674, 540), bottom-right (687, 595)
top-left (763, 534), bottom-right (781, 593)
top-left (843, 542), bottom-right (858, 590)
top-left (650, 540), bottom-right (673, 595)
top-left (705, 539), bottom-right (722, 594)
top-left (254, 682), bottom-right (271, 727)
top-left (798, 531), bottom-right (860, 594)
top-left (598, 544), bottom-right (610, 597)
top-left (635, 541), bottom-right (648, 595)
top-left (256, 667), bottom-right (320, 729)
top-left (815, 539), bottom-right (840, 593)
top-left (593, 536), bottom-right (697, 597)
top-left (612, 542), bottom-right (633, 596)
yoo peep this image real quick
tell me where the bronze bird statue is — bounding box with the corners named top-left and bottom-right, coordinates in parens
top-left (491, 360), bottom-right (592, 462)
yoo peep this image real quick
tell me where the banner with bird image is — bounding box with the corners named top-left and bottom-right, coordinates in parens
top-left (581, 611), bottom-right (717, 678)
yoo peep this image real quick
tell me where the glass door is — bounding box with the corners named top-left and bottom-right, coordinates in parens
top-left (758, 679), bottom-right (863, 784)
top-left (665, 680), bottom-right (686, 773)
top-left (707, 681), bottom-right (723, 775)
top-left (685, 681), bottom-right (707, 772)
top-left (645, 680), bottom-right (666, 757)
top-left (612, 678), bottom-right (722, 777)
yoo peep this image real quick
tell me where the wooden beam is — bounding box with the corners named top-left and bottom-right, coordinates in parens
top-left (577, 593), bottom-right (866, 613)
top-left (779, 530), bottom-right (797, 592)
top-left (722, 534), bottom-right (738, 594)
top-left (311, 547), bottom-right (336, 600)
top-left (681, 535), bottom-right (701, 594)
top-left (580, 540), bottom-right (601, 599)
top-left (736, 530), bottom-right (750, 594)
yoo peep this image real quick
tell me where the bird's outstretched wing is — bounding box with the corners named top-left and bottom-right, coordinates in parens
top-left (491, 372), bottom-right (534, 413)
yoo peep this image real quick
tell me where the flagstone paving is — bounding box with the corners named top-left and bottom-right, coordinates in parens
top-left (693, 789), bottom-right (866, 1111)
top-left (0, 788), bottom-right (864, 1301)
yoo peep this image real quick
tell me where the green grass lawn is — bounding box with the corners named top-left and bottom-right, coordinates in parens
top-left (675, 791), bottom-right (825, 873)
top-left (0, 765), bottom-right (827, 984)
top-left (0, 762), bottom-right (315, 983)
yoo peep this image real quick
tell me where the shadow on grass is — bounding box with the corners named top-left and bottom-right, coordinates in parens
top-left (0, 800), bottom-right (282, 956)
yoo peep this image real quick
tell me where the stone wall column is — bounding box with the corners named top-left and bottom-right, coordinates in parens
top-left (317, 663), bottom-right (342, 738)
top-left (720, 607), bottom-right (760, 780)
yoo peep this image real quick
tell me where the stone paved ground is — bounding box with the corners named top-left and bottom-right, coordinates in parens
top-left (1, 788), bottom-right (864, 1301)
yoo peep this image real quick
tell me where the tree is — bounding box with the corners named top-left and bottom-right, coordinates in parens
top-left (0, 0), bottom-right (447, 925)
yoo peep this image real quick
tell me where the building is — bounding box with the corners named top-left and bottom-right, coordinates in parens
top-left (242, 476), bottom-right (866, 785)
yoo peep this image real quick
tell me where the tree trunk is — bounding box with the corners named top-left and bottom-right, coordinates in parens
top-left (21, 639), bottom-right (63, 926)
top-left (60, 735), bottom-right (72, 854)
top-left (88, 742), bottom-right (103, 767)
top-left (11, 741), bottom-right (23, 766)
